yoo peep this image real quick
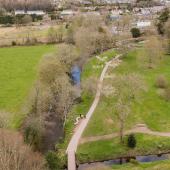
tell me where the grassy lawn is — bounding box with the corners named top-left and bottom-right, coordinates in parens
top-left (58, 49), bottom-right (116, 150)
top-left (77, 134), bottom-right (170, 163)
top-left (83, 49), bottom-right (170, 137)
top-left (0, 45), bottom-right (55, 128)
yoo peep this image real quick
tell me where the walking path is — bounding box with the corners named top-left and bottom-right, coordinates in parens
top-left (66, 55), bottom-right (122, 170)
top-left (80, 124), bottom-right (170, 144)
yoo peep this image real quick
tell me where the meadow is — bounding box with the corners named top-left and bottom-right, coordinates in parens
top-left (83, 49), bottom-right (170, 137)
top-left (76, 48), bottom-right (170, 165)
top-left (77, 134), bottom-right (170, 163)
top-left (0, 45), bottom-right (55, 128)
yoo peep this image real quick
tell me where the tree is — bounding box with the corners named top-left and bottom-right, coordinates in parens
top-left (47, 26), bottom-right (64, 43)
top-left (0, 129), bottom-right (45, 170)
top-left (0, 7), bottom-right (6, 16)
top-left (143, 36), bottom-right (164, 68)
top-left (0, 0), bottom-right (52, 11)
top-left (47, 27), bottom-right (57, 43)
top-left (21, 15), bottom-right (32, 25)
top-left (165, 19), bottom-right (170, 53)
top-left (127, 134), bottom-right (136, 148)
top-left (56, 44), bottom-right (80, 71)
top-left (156, 8), bottom-right (170, 35)
top-left (115, 99), bottom-right (130, 143)
top-left (131, 28), bottom-right (141, 38)
top-left (112, 74), bottom-right (146, 143)
top-left (24, 51), bottom-right (76, 151)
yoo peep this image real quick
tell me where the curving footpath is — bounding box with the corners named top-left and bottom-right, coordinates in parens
top-left (80, 124), bottom-right (170, 144)
top-left (66, 54), bottom-right (121, 170)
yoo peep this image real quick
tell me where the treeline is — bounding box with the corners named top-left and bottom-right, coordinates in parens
top-left (24, 14), bottom-right (114, 155)
top-left (0, 0), bottom-right (52, 11)
top-left (0, 14), bottom-right (43, 25)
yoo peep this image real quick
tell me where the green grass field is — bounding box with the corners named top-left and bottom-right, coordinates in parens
top-left (76, 48), bottom-right (170, 166)
top-left (0, 45), bottom-right (55, 127)
top-left (83, 49), bottom-right (170, 138)
top-left (77, 134), bottom-right (170, 163)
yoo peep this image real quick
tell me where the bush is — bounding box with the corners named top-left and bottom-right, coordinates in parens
top-left (45, 151), bottom-right (66, 170)
top-left (23, 118), bottom-right (43, 151)
top-left (0, 15), bottom-right (14, 24)
top-left (131, 28), bottom-right (141, 38)
top-left (11, 41), bottom-right (17, 46)
top-left (21, 15), bottom-right (32, 25)
top-left (164, 87), bottom-right (170, 101)
top-left (156, 75), bottom-right (168, 89)
top-left (127, 134), bottom-right (136, 148)
top-left (46, 151), bottom-right (58, 170)
top-left (130, 159), bottom-right (139, 165)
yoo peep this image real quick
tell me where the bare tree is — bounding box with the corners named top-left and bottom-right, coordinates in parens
top-left (0, 0), bottom-right (52, 11)
top-left (111, 74), bottom-right (146, 143)
top-left (143, 36), bottom-right (164, 68)
top-left (165, 19), bottom-right (170, 53)
top-left (0, 129), bottom-right (45, 170)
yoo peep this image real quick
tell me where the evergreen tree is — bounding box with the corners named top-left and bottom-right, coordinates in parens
top-left (127, 134), bottom-right (136, 148)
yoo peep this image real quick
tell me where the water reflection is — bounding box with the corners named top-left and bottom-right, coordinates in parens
top-left (78, 153), bottom-right (170, 170)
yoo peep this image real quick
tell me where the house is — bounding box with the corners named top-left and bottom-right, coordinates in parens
top-left (27, 11), bottom-right (45, 15)
top-left (14, 10), bottom-right (25, 15)
top-left (137, 21), bottom-right (151, 28)
top-left (60, 10), bottom-right (75, 17)
top-left (14, 10), bottom-right (45, 15)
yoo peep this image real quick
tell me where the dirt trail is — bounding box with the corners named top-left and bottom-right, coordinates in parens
top-left (80, 124), bottom-right (170, 144)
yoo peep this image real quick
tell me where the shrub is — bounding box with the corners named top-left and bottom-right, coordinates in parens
top-left (127, 134), bottom-right (136, 148)
top-left (21, 15), bottom-right (32, 25)
top-left (164, 87), bottom-right (170, 101)
top-left (0, 15), bottom-right (14, 24)
top-left (11, 41), bottom-right (17, 46)
top-left (23, 118), bottom-right (43, 151)
top-left (155, 75), bottom-right (168, 89)
top-left (45, 151), bottom-right (66, 170)
top-left (46, 151), bottom-right (58, 170)
top-left (130, 159), bottom-right (139, 165)
top-left (131, 28), bottom-right (141, 38)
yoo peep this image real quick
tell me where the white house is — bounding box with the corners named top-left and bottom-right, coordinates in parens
top-left (15, 10), bottom-right (45, 15)
top-left (60, 10), bottom-right (75, 16)
top-left (137, 21), bottom-right (151, 28)
top-left (27, 11), bottom-right (45, 15)
top-left (15, 10), bottom-right (25, 15)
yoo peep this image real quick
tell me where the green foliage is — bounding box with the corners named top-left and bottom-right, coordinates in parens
top-left (131, 28), bottom-right (141, 38)
top-left (157, 8), bottom-right (170, 34)
top-left (45, 151), bottom-right (66, 170)
top-left (24, 118), bottom-right (42, 150)
top-left (77, 134), bottom-right (170, 163)
top-left (0, 15), bottom-right (14, 24)
top-left (127, 134), bottom-right (136, 148)
top-left (11, 41), bottom-right (17, 46)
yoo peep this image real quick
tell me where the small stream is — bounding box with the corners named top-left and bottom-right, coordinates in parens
top-left (78, 153), bottom-right (170, 170)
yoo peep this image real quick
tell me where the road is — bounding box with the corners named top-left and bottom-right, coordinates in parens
top-left (66, 55), bottom-right (121, 170)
